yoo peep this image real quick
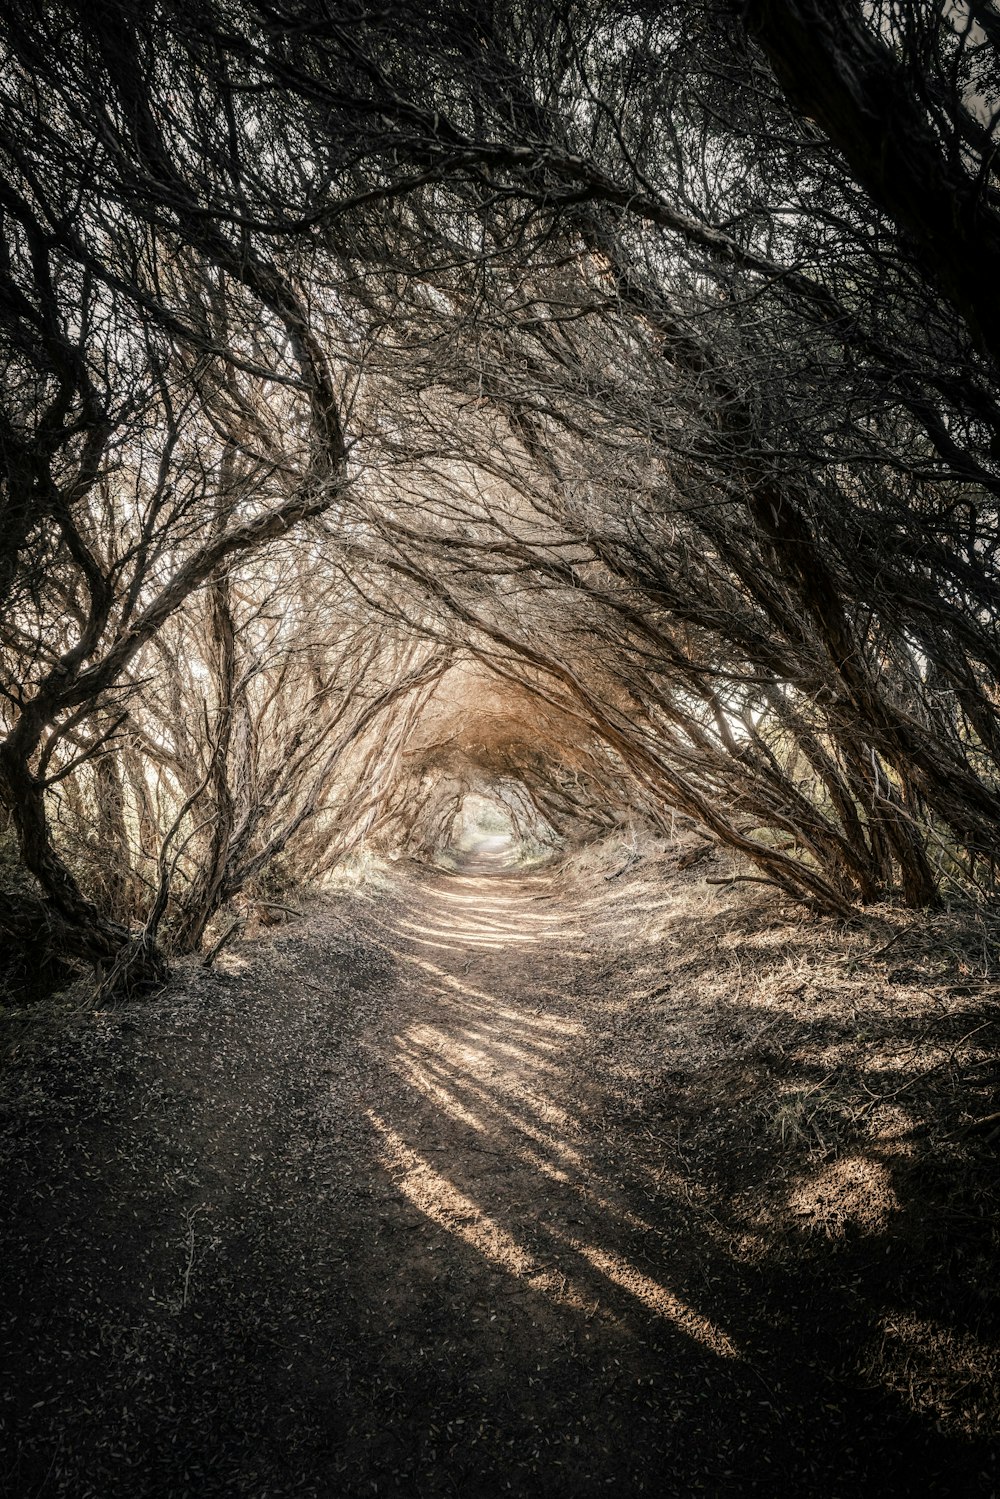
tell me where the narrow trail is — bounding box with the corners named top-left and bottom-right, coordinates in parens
top-left (1, 866), bottom-right (994, 1496)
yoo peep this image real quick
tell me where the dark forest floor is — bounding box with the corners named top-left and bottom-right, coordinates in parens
top-left (1, 849), bottom-right (998, 1497)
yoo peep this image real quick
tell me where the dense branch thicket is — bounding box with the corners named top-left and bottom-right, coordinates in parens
top-left (2, 0), bottom-right (1000, 989)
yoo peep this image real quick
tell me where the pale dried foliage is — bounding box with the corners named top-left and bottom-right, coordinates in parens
top-left (1, 0), bottom-right (1000, 987)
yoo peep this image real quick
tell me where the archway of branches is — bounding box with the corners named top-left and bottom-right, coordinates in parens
top-left (372, 664), bottom-right (633, 870)
top-left (2, 0), bottom-right (1000, 994)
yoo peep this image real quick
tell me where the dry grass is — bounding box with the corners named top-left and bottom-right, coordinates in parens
top-left (558, 834), bottom-right (1000, 1441)
top-left (1, 836), bottom-right (997, 1495)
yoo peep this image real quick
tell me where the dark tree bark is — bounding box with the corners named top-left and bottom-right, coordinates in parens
top-left (742, 0), bottom-right (1000, 365)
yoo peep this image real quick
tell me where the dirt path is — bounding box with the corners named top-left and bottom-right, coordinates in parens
top-left (1, 863), bottom-right (997, 1496)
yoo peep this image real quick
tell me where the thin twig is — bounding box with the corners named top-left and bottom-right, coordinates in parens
top-left (201, 912), bottom-right (245, 968)
top-left (181, 1205), bottom-right (202, 1309)
top-left (870, 928), bottom-right (908, 960)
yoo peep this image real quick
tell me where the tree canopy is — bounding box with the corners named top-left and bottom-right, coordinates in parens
top-left (2, 0), bottom-right (1000, 987)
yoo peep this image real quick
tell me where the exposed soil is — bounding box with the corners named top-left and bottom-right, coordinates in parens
top-left (1, 851), bottom-right (998, 1496)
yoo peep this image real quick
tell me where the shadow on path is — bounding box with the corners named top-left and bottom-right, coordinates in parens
top-left (0, 864), bottom-right (996, 1496)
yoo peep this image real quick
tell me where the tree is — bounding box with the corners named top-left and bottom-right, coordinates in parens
top-left (4, 0), bottom-right (1000, 983)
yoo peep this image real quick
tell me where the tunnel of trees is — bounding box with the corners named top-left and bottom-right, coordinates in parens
top-left (2, 0), bottom-right (1000, 996)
